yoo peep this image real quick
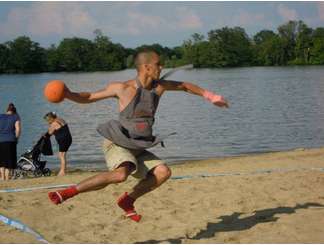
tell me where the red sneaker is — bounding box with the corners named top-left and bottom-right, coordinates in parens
top-left (48, 186), bottom-right (78, 205)
top-left (117, 192), bottom-right (141, 222)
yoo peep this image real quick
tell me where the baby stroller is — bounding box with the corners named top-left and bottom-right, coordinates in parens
top-left (14, 135), bottom-right (53, 178)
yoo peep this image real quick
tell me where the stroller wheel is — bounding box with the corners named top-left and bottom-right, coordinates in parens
top-left (13, 172), bottom-right (20, 179)
top-left (13, 169), bottom-right (24, 179)
top-left (42, 168), bottom-right (51, 177)
top-left (34, 169), bottom-right (43, 177)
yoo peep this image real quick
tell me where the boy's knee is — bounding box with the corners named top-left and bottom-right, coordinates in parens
top-left (112, 171), bottom-right (128, 183)
top-left (113, 162), bottom-right (133, 183)
top-left (154, 164), bottom-right (172, 180)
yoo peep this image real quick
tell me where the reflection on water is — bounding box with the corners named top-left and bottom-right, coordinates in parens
top-left (1, 66), bottom-right (324, 170)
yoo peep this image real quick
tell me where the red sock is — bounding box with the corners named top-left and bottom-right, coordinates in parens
top-left (48, 185), bottom-right (79, 205)
top-left (117, 192), bottom-right (142, 222)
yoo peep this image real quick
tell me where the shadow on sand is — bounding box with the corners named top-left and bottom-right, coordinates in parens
top-left (135, 202), bottom-right (324, 244)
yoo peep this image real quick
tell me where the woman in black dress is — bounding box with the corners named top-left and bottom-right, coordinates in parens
top-left (0, 103), bottom-right (21, 181)
top-left (44, 112), bottom-right (72, 176)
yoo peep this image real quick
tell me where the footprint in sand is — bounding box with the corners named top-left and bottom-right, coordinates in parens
top-left (93, 223), bottom-right (105, 230)
top-left (53, 235), bottom-right (63, 242)
top-left (7, 196), bottom-right (13, 202)
top-left (31, 200), bottom-right (41, 206)
top-left (162, 199), bottom-right (175, 206)
top-left (68, 205), bottom-right (75, 211)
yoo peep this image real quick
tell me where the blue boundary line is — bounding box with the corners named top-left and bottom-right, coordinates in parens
top-left (0, 184), bottom-right (75, 193)
top-left (170, 167), bottom-right (324, 180)
top-left (0, 214), bottom-right (49, 243)
top-left (0, 167), bottom-right (324, 192)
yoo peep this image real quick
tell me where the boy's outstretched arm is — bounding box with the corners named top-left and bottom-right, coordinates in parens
top-left (63, 82), bottom-right (124, 104)
top-left (159, 80), bottom-right (229, 108)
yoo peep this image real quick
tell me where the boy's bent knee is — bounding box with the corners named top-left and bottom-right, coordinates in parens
top-left (111, 163), bottom-right (134, 183)
top-left (111, 170), bottom-right (129, 183)
top-left (154, 164), bottom-right (172, 180)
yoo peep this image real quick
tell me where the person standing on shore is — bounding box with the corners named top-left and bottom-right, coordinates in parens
top-left (0, 103), bottom-right (21, 181)
top-left (48, 50), bottom-right (229, 222)
top-left (44, 112), bottom-right (72, 176)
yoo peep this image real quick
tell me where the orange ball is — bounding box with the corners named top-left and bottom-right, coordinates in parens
top-left (44, 80), bottom-right (65, 103)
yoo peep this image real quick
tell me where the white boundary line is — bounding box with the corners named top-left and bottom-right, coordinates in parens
top-left (0, 214), bottom-right (49, 243)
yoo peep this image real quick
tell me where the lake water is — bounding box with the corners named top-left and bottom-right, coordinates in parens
top-left (1, 66), bottom-right (324, 170)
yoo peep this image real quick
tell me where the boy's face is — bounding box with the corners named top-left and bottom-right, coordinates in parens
top-left (146, 53), bottom-right (163, 80)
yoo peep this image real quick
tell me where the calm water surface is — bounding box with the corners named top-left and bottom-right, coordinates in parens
top-left (1, 66), bottom-right (324, 170)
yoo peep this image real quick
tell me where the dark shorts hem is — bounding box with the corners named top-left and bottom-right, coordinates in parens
top-left (0, 141), bottom-right (17, 169)
top-left (57, 138), bottom-right (72, 152)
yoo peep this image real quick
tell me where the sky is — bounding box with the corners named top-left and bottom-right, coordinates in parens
top-left (0, 1), bottom-right (324, 48)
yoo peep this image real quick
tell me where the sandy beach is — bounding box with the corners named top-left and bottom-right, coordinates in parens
top-left (1, 147), bottom-right (324, 243)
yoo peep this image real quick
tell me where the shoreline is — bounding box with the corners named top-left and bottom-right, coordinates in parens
top-left (1, 146), bottom-right (324, 243)
top-left (61, 146), bottom-right (322, 173)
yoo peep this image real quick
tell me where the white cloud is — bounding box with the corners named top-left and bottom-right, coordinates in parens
top-left (125, 12), bottom-right (165, 35)
top-left (229, 10), bottom-right (265, 27)
top-left (0, 7), bottom-right (27, 37)
top-left (0, 3), bottom-right (96, 38)
top-left (119, 6), bottom-right (202, 36)
top-left (174, 7), bottom-right (203, 29)
top-left (277, 4), bottom-right (298, 21)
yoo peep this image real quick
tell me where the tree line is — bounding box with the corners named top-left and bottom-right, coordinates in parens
top-left (0, 20), bottom-right (323, 74)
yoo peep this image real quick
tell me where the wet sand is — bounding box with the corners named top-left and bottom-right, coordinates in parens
top-left (1, 147), bottom-right (324, 243)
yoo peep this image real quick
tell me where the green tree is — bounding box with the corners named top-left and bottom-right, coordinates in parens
top-left (6, 36), bottom-right (46, 73)
top-left (207, 27), bottom-right (252, 67)
top-left (181, 33), bottom-right (209, 67)
top-left (252, 30), bottom-right (280, 65)
top-left (46, 44), bottom-right (61, 72)
top-left (254, 30), bottom-right (277, 45)
top-left (294, 21), bottom-right (313, 64)
top-left (0, 44), bottom-right (9, 73)
top-left (56, 37), bottom-right (95, 71)
top-left (195, 41), bottom-right (224, 67)
top-left (91, 29), bottom-right (126, 71)
top-left (262, 36), bottom-right (286, 66)
top-left (277, 20), bottom-right (300, 64)
top-left (164, 46), bottom-right (186, 67)
top-left (310, 27), bottom-right (324, 64)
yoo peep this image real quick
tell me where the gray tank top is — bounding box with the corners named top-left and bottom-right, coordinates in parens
top-left (97, 78), bottom-right (175, 150)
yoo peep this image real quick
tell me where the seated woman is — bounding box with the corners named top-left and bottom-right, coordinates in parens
top-left (44, 112), bottom-right (72, 176)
